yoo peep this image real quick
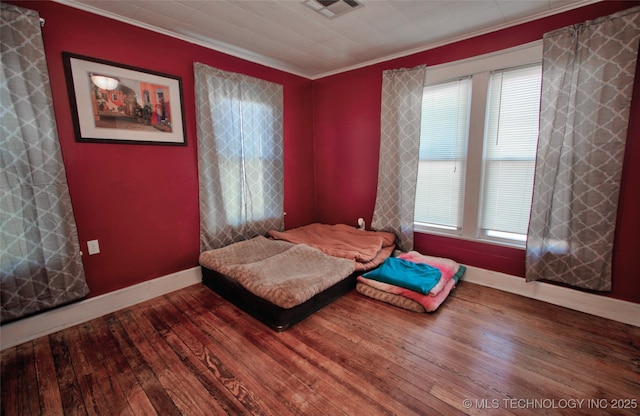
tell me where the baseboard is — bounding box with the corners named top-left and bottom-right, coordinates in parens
top-left (461, 265), bottom-right (639, 327)
top-left (0, 267), bottom-right (202, 351)
top-left (2, 265), bottom-right (637, 350)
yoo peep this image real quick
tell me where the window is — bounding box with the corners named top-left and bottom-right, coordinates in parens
top-left (216, 97), bottom-right (283, 226)
top-left (414, 43), bottom-right (542, 247)
top-left (481, 65), bottom-right (541, 242)
top-left (415, 78), bottom-right (471, 230)
top-left (194, 63), bottom-right (284, 249)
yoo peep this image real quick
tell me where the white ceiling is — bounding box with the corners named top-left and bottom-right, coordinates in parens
top-left (56, 0), bottom-right (596, 79)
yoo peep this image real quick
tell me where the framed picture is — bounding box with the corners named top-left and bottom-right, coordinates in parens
top-left (63, 52), bottom-right (186, 145)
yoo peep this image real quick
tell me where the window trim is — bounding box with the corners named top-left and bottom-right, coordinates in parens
top-left (415, 41), bottom-right (542, 249)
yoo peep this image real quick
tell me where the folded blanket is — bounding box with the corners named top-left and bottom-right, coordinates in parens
top-left (360, 257), bottom-right (441, 295)
top-left (357, 265), bottom-right (465, 312)
top-left (356, 278), bottom-right (456, 312)
top-left (268, 223), bottom-right (395, 271)
top-left (397, 251), bottom-right (460, 296)
top-left (355, 282), bottom-right (426, 313)
top-left (398, 251), bottom-right (459, 277)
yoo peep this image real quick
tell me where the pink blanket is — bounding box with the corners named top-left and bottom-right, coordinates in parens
top-left (268, 223), bottom-right (395, 271)
top-left (357, 275), bottom-right (456, 312)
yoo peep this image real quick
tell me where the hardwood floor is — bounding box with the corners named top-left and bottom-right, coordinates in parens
top-left (2, 281), bottom-right (639, 415)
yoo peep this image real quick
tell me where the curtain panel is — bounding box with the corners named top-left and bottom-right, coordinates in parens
top-left (372, 65), bottom-right (426, 252)
top-left (194, 63), bottom-right (284, 251)
top-left (526, 6), bottom-right (640, 291)
top-left (1, 3), bottom-right (89, 323)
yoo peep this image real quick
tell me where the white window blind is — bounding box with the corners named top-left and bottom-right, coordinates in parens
top-left (415, 78), bottom-right (471, 229)
top-left (480, 64), bottom-right (542, 239)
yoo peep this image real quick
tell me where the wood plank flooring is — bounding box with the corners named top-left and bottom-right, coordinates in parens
top-left (2, 281), bottom-right (639, 415)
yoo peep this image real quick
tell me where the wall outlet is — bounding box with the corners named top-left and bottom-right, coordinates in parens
top-left (87, 239), bottom-right (100, 255)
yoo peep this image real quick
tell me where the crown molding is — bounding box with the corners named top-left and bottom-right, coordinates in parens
top-left (53, 0), bottom-right (600, 80)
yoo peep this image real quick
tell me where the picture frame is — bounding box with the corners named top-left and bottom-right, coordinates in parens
top-left (63, 52), bottom-right (186, 145)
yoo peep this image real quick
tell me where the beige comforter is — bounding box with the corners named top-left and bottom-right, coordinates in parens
top-left (199, 236), bottom-right (355, 309)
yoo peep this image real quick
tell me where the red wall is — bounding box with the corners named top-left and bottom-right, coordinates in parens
top-left (312, 1), bottom-right (640, 304)
top-left (10, 1), bottom-right (315, 297)
top-left (9, 1), bottom-right (639, 305)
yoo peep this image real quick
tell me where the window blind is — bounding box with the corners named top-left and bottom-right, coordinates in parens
top-left (415, 77), bottom-right (471, 229)
top-left (480, 64), bottom-right (542, 238)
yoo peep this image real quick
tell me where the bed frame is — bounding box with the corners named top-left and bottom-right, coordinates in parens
top-left (201, 266), bottom-right (358, 331)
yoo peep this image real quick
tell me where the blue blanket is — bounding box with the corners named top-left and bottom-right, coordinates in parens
top-left (362, 257), bottom-right (442, 295)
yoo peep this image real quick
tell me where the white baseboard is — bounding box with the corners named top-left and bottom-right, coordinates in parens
top-left (461, 265), bottom-right (639, 327)
top-left (0, 267), bottom-right (202, 351)
top-left (2, 265), bottom-right (637, 350)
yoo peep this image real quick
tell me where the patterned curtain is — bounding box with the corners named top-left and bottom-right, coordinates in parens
top-left (526, 7), bottom-right (640, 291)
top-left (194, 63), bottom-right (284, 250)
top-left (1, 3), bottom-right (89, 323)
top-left (371, 65), bottom-right (426, 252)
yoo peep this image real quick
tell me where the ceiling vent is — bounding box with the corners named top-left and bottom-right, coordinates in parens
top-left (303, 0), bottom-right (363, 19)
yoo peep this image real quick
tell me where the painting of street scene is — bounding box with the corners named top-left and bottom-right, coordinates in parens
top-left (89, 74), bottom-right (173, 133)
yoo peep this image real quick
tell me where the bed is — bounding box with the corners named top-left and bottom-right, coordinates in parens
top-left (199, 224), bottom-right (395, 331)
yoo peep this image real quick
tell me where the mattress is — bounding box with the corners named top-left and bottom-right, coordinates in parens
top-left (199, 236), bottom-right (357, 331)
top-left (202, 266), bottom-right (358, 331)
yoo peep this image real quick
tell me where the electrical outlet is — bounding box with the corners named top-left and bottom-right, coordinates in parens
top-left (87, 239), bottom-right (100, 255)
